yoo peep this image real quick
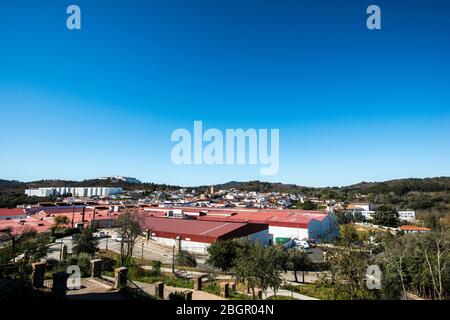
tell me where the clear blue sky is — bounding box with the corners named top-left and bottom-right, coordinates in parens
top-left (0, 0), bottom-right (449, 187)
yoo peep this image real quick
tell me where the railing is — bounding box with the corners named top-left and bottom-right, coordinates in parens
top-left (126, 278), bottom-right (154, 299)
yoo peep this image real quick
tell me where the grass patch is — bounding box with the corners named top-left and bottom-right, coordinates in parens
top-left (136, 273), bottom-right (194, 289)
top-left (266, 295), bottom-right (298, 300)
top-left (284, 283), bottom-right (338, 300)
top-left (203, 281), bottom-right (252, 300)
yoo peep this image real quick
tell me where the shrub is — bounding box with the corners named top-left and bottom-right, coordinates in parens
top-left (151, 261), bottom-right (162, 275)
top-left (168, 291), bottom-right (186, 300)
top-left (64, 253), bottom-right (92, 277)
top-left (77, 252), bottom-right (92, 277)
top-left (100, 256), bottom-right (117, 272)
top-left (129, 265), bottom-right (149, 279)
top-left (46, 258), bottom-right (60, 271)
top-left (176, 250), bottom-right (197, 267)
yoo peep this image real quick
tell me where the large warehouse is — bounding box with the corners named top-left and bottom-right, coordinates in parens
top-left (141, 206), bottom-right (339, 242)
top-left (141, 216), bottom-right (271, 253)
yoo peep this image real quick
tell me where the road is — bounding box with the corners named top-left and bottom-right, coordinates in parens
top-left (47, 229), bottom-right (208, 266)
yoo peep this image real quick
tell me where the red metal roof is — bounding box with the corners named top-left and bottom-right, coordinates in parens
top-left (399, 225), bottom-right (432, 232)
top-left (0, 208), bottom-right (25, 217)
top-left (141, 207), bottom-right (329, 229)
top-left (142, 216), bottom-right (268, 243)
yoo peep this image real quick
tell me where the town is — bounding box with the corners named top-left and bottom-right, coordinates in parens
top-left (1, 176), bottom-right (448, 301)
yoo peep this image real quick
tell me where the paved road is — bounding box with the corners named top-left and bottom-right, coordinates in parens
top-left (47, 230), bottom-right (208, 266)
top-left (66, 278), bottom-right (125, 300)
top-left (97, 231), bottom-right (208, 265)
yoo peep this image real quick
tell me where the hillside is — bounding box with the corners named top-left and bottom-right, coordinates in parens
top-left (1, 177), bottom-right (449, 215)
top-left (211, 178), bottom-right (450, 215)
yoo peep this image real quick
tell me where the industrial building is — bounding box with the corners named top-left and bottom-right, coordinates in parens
top-left (0, 208), bottom-right (27, 220)
top-left (25, 187), bottom-right (122, 198)
top-left (142, 216), bottom-right (271, 253)
top-left (141, 207), bottom-right (339, 242)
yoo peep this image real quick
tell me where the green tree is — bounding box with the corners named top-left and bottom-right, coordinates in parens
top-left (52, 215), bottom-right (70, 235)
top-left (286, 248), bottom-right (311, 283)
top-left (339, 223), bottom-right (360, 246)
top-left (176, 250), bottom-right (197, 267)
top-left (72, 227), bottom-right (99, 255)
top-left (232, 241), bottom-right (284, 299)
top-left (0, 226), bottom-right (36, 261)
top-left (116, 209), bottom-right (143, 266)
top-left (372, 206), bottom-right (400, 227)
top-left (206, 240), bottom-right (238, 272)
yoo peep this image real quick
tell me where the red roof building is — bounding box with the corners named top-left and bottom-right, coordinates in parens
top-left (142, 216), bottom-right (269, 244)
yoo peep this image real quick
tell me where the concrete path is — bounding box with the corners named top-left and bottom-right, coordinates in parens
top-left (264, 288), bottom-right (319, 300)
top-left (130, 279), bottom-right (227, 300)
top-left (66, 278), bottom-right (125, 300)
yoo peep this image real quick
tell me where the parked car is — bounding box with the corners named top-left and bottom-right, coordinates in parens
top-left (293, 239), bottom-right (310, 250)
top-left (94, 231), bottom-right (108, 238)
top-left (115, 236), bottom-right (129, 242)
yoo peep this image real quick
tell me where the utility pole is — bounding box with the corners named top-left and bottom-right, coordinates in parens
top-left (172, 245), bottom-right (175, 274)
top-left (141, 242), bottom-right (144, 260)
top-left (71, 207), bottom-right (75, 228)
top-left (59, 239), bottom-right (64, 261)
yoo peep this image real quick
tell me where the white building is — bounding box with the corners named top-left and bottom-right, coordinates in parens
top-left (351, 209), bottom-right (415, 222)
top-left (99, 176), bottom-right (141, 184)
top-left (398, 211), bottom-right (416, 222)
top-left (25, 187), bottom-right (122, 198)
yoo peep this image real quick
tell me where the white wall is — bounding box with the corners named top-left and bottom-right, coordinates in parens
top-left (268, 226), bottom-right (309, 241)
top-left (151, 229), bottom-right (272, 254)
top-left (399, 211), bottom-right (415, 222)
top-left (151, 236), bottom-right (210, 254)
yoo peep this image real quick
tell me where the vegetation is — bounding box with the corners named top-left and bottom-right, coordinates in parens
top-left (232, 241), bottom-right (286, 299)
top-left (285, 283), bottom-right (340, 300)
top-left (203, 280), bottom-right (252, 300)
top-left (209, 178), bottom-right (450, 216)
top-left (176, 250), bottom-right (197, 267)
top-left (115, 209), bottom-right (143, 266)
top-left (372, 206), bottom-right (400, 227)
top-left (206, 240), bottom-right (238, 272)
top-left (380, 224), bottom-right (449, 300)
top-left (286, 248), bottom-right (311, 283)
top-left (72, 227), bottom-right (99, 256)
top-left (168, 291), bottom-right (186, 300)
top-left (64, 252), bottom-right (92, 277)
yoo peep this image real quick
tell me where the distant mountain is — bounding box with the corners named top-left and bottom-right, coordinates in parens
top-left (1, 177), bottom-right (450, 214)
top-left (0, 178), bottom-right (181, 193)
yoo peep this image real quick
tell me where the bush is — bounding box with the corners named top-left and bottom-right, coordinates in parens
top-left (152, 261), bottom-right (162, 275)
top-left (53, 228), bottom-right (80, 239)
top-left (176, 250), bottom-right (197, 267)
top-left (100, 256), bottom-right (117, 272)
top-left (168, 291), bottom-right (186, 300)
top-left (64, 253), bottom-right (92, 277)
top-left (129, 265), bottom-right (149, 279)
top-left (203, 282), bottom-right (221, 296)
top-left (77, 252), bottom-right (92, 277)
top-left (45, 258), bottom-right (60, 271)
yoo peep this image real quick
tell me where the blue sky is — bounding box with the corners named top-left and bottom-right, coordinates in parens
top-left (0, 0), bottom-right (449, 187)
